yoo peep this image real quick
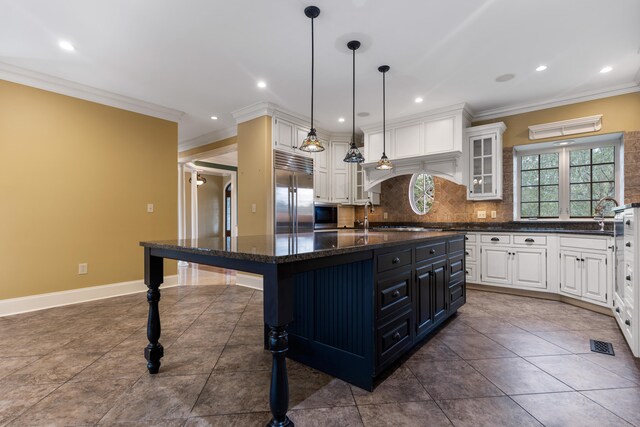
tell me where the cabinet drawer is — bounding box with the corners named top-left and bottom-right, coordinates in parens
top-left (465, 246), bottom-right (477, 262)
top-left (377, 309), bottom-right (412, 367)
top-left (481, 234), bottom-right (510, 245)
top-left (377, 249), bottom-right (412, 273)
top-left (449, 280), bottom-right (465, 311)
top-left (416, 241), bottom-right (446, 262)
top-left (624, 213), bottom-right (634, 232)
top-left (465, 234), bottom-right (477, 243)
top-left (449, 255), bottom-right (465, 282)
top-left (465, 263), bottom-right (478, 282)
top-left (513, 235), bottom-right (547, 246)
top-left (559, 236), bottom-right (607, 251)
top-left (377, 271), bottom-right (411, 319)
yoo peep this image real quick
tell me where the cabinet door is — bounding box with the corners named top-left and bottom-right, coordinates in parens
top-left (367, 131), bottom-right (392, 161)
top-left (394, 123), bottom-right (422, 159)
top-left (312, 142), bottom-right (329, 171)
top-left (432, 259), bottom-right (448, 324)
top-left (415, 264), bottom-right (434, 336)
top-left (424, 117), bottom-right (454, 154)
top-left (559, 250), bottom-right (582, 297)
top-left (331, 141), bottom-right (350, 202)
top-left (468, 133), bottom-right (496, 199)
top-left (512, 248), bottom-right (547, 289)
top-left (274, 119), bottom-right (294, 151)
top-left (314, 169), bottom-right (329, 202)
top-left (582, 252), bottom-right (608, 303)
top-left (481, 246), bottom-right (510, 285)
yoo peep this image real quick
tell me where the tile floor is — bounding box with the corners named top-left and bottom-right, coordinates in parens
top-left (1, 268), bottom-right (639, 426)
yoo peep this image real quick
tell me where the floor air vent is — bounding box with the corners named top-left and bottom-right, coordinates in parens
top-left (590, 339), bottom-right (615, 356)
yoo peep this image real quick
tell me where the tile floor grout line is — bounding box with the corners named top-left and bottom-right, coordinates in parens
top-left (577, 388), bottom-right (640, 426)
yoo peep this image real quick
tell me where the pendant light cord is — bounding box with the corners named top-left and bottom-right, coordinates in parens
top-left (352, 47), bottom-right (355, 146)
top-left (382, 70), bottom-right (386, 155)
top-left (310, 16), bottom-right (314, 129)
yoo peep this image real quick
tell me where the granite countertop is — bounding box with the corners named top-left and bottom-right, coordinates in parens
top-left (140, 230), bottom-right (462, 264)
top-left (366, 221), bottom-right (615, 236)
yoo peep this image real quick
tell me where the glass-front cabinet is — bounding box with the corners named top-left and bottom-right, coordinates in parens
top-left (466, 122), bottom-right (506, 201)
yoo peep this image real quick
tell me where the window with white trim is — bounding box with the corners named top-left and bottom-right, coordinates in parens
top-left (515, 136), bottom-right (622, 220)
top-left (409, 173), bottom-right (435, 215)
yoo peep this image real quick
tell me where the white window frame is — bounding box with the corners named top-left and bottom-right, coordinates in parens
top-left (408, 173), bottom-right (435, 215)
top-left (514, 135), bottom-right (623, 221)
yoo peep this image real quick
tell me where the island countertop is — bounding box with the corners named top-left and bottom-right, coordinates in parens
top-left (140, 230), bottom-right (462, 264)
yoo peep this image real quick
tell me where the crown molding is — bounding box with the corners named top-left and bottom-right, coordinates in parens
top-left (473, 82), bottom-right (640, 121)
top-left (178, 126), bottom-right (237, 152)
top-left (361, 102), bottom-right (472, 134)
top-left (231, 101), bottom-right (279, 124)
top-left (0, 62), bottom-right (185, 123)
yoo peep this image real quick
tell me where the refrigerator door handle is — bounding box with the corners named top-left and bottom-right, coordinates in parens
top-left (289, 175), bottom-right (294, 234)
top-left (293, 174), bottom-right (298, 234)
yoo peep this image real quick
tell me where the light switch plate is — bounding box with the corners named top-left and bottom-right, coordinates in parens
top-left (147, 203), bottom-right (154, 213)
top-left (251, 203), bottom-right (257, 213)
top-left (477, 210), bottom-right (486, 219)
top-left (78, 263), bottom-right (88, 274)
top-left (491, 211), bottom-right (497, 218)
top-left (383, 212), bottom-right (388, 219)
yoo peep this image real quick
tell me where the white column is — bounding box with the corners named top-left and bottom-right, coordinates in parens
top-left (191, 169), bottom-right (199, 240)
top-left (177, 163), bottom-right (189, 267)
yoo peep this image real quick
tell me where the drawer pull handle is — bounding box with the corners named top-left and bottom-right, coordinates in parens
top-left (625, 320), bottom-right (631, 326)
top-left (465, 270), bottom-right (469, 274)
top-left (626, 275), bottom-right (632, 281)
top-left (429, 249), bottom-right (436, 254)
top-left (392, 290), bottom-right (400, 298)
top-left (465, 236), bottom-right (469, 240)
top-left (465, 251), bottom-right (469, 255)
top-left (616, 307), bottom-right (621, 313)
top-left (392, 257), bottom-right (400, 264)
top-left (491, 237), bottom-right (499, 242)
top-left (626, 220), bottom-right (631, 226)
top-left (626, 242), bottom-right (632, 247)
top-left (392, 332), bottom-right (401, 341)
top-left (525, 238), bottom-right (535, 243)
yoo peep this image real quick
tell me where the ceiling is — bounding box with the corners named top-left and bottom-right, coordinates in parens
top-left (1, 0), bottom-right (639, 147)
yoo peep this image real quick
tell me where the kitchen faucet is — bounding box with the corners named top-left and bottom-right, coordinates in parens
top-left (363, 200), bottom-right (374, 230)
top-left (594, 196), bottom-right (620, 231)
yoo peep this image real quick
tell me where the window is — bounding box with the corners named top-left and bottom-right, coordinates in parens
top-left (409, 173), bottom-right (434, 215)
top-left (516, 137), bottom-right (622, 220)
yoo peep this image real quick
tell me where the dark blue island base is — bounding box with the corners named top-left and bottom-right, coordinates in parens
top-left (140, 230), bottom-right (465, 425)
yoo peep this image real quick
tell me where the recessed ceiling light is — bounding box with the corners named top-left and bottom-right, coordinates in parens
top-left (495, 73), bottom-right (515, 82)
top-left (414, 97), bottom-right (424, 103)
top-left (536, 65), bottom-right (547, 72)
top-left (338, 117), bottom-right (345, 122)
top-left (58, 40), bottom-right (75, 51)
top-left (210, 116), bottom-right (218, 120)
top-left (600, 66), bottom-right (613, 73)
top-left (257, 81), bottom-right (267, 88)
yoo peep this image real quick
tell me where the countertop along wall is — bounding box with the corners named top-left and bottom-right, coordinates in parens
top-left (0, 80), bottom-right (178, 300)
top-left (361, 92), bottom-right (640, 224)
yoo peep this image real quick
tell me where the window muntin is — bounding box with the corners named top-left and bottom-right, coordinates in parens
top-left (409, 173), bottom-right (434, 215)
top-left (516, 140), bottom-right (621, 220)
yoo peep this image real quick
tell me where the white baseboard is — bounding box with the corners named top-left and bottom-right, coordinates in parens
top-left (0, 275), bottom-right (179, 317)
top-left (235, 272), bottom-right (263, 291)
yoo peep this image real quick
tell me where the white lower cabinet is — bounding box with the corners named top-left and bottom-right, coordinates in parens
top-left (480, 245), bottom-right (546, 290)
top-left (466, 232), bottom-right (612, 308)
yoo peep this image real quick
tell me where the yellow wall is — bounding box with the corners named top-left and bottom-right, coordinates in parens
top-left (0, 80), bottom-right (178, 300)
top-left (179, 136), bottom-right (237, 158)
top-left (475, 92), bottom-right (640, 147)
top-left (237, 116), bottom-right (273, 236)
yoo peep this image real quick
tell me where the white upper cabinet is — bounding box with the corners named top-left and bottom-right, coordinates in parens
top-left (367, 131), bottom-right (392, 161)
top-left (394, 123), bottom-right (421, 159)
top-left (424, 117), bottom-right (455, 155)
top-left (274, 118), bottom-right (295, 151)
top-left (466, 122), bottom-right (506, 201)
top-left (330, 140), bottom-right (351, 203)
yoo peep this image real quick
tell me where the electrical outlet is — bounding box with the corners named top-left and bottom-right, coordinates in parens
top-left (147, 203), bottom-right (154, 213)
top-left (491, 211), bottom-right (497, 218)
top-left (78, 263), bottom-right (88, 275)
top-left (383, 212), bottom-right (388, 219)
top-left (477, 210), bottom-right (486, 219)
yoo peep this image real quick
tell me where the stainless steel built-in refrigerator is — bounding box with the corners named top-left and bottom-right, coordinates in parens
top-left (274, 150), bottom-right (314, 234)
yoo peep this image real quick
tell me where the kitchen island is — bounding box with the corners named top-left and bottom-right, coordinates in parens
top-left (140, 230), bottom-right (465, 427)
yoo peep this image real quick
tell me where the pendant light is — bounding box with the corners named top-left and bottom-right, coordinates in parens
top-left (343, 40), bottom-right (365, 163)
top-left (375, 65), bottom-right (393, 170)
top-left (299, 6), bottom-right (325, 152)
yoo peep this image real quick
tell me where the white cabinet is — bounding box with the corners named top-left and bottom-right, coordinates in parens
top-left (394, 123), bottom-right (421, 159)
top-left (424, 117), bottom-right (454, 155)
top-left (352, 163), bottom-right (380, 205)
top-left (311, 145), bottom-right (330, 203)
top-left (367, 131), bottom-right (393, 161)
top-left (558, 236), bottom-right (612, 305)
top-left (466, 122), bottom-right (506, 201)
top-left (465, 234), bottom-right (479, 283)
top-left (330, 141), bottom-right (351, 203)
top-left (480, 245), bottom-right (547, 290)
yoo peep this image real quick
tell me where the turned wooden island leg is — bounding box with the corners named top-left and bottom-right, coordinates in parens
top-left (144, 247), bottom-right (164, 374)
top-left (264, 267), bottom-right (295, 427)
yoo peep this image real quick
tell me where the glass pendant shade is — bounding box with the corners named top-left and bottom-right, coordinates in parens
top-left (375, 153), bottom-right (393, 170)
top-left (299, 128), bottom-right (324, 152)
top-left (189, 173), bottom-right (207, 186)
top-left (344, 141), bottom-right (364, 163)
